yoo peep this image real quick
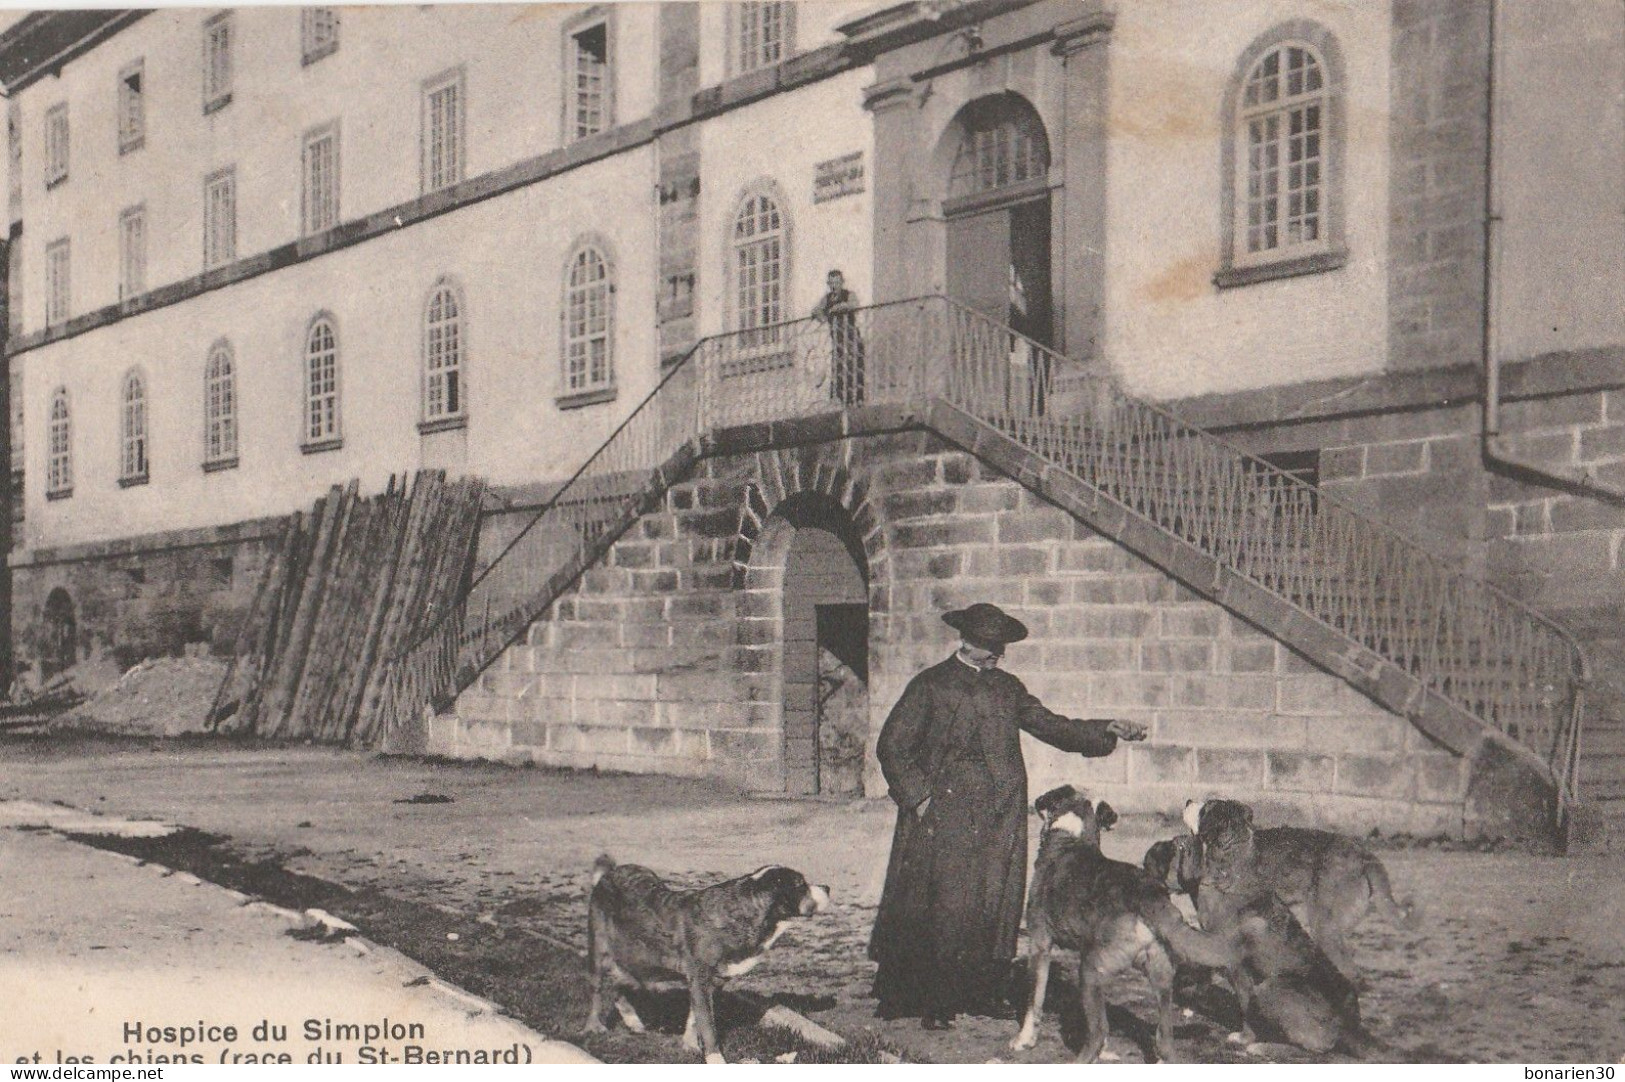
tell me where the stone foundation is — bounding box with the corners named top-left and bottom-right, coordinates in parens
top-left (8, 518), bottom-right (281, 679)
top-left (445, 429), bottom-right (1481, 838)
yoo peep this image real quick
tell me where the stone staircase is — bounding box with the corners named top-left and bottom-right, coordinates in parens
top-left (377, 296), bottom-right (1594, 846)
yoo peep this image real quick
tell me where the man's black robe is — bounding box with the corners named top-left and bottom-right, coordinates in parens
top-left (868, 655), bottom-right (1119, 1017)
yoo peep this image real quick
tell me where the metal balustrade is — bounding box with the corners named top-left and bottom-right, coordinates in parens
top-left (375, 296), bottom-right (1586, 813)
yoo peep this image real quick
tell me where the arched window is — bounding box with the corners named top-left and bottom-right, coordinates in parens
top-left (304, 314), bottom-right (340, 447)
top-left (563, 244), bottom-right (613, 395)
top-left (1218, 25), bottom-right (1346, 286)
top-left (204, 340), bottom-right (237, 468)
top-left (423, 279), bottom-right (464, 423)
top-left (47, 387), bottom-right (71, 497)
top-left (119, 369), bottom-right (148, 483)
top-left (732, 189), bottom-right (786, 348)
top-left (947, 94), bottom-right (1050, 200)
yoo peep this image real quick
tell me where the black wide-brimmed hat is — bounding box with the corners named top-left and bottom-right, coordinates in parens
top-left (943, 603), bottom-right (1029, 647)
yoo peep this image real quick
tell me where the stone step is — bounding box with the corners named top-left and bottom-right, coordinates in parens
top-left (1582, 776), bottom-right (1625, 803)
top-left (1579, 752), bottom-right (1625, 784)
top-left (1582, 727), bottom-right (1625, 756)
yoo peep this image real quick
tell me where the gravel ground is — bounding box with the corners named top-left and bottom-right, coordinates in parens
top-left (2, 734), bottom-right (1623, 1064)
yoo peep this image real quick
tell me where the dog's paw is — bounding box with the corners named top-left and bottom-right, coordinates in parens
top-left (1009, 1032), bottom-right (1037, 1052)
top-left (682, 1031), bottom-right (702, 1053)
top-left (621, 1017), bottom-right (645, 1035)
top-left (704, 1053), bottom-right (726, 1065)
top-left (1098, 1047), bottom-right (1122, 1063)
top-left (580, 1019), bottom-right (607, 1036)
top-left (1226, 1031), bottom-right (1248, 1045)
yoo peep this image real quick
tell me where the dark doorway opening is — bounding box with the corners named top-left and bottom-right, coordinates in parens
top-left (777, 493), bottom-right (868, 796)
top-left (815, 603), bottom-right (868, 797)
top-left (42, 587), bottom-right (77, 679)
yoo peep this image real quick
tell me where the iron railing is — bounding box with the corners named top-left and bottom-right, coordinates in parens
top-left (377, 296), bottom-right (1586, 810)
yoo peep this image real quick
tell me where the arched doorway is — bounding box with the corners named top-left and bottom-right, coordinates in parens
top-left (942, 93), bottom-right (1054, 347)
top-left (42, 588), bottom-right (77, 679)
top-left (777, 494), bottom-right (869, 797)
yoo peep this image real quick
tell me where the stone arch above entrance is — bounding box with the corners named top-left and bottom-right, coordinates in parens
top-left (728, 447), bottom-right (882, 589)
top-left (746, 492), bottom-right (870, 797)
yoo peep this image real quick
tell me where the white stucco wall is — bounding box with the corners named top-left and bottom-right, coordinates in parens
top-left (20, 145), bottom-right (658, 549)
top-left (1495, 0), bottom-right (1625, 363)
top-left (1103, 0), bottom-right (1392, 399)
top-left (695, 67), bottom-right (874, 337)
top-left (10, 4), bottom-right (661, 335)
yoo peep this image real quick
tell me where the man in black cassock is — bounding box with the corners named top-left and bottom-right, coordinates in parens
top-left (868, 602), bottom-right (1147, 1029)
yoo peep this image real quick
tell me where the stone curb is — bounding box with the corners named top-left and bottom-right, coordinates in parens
top-left (0, 799), bottom-right (601, 1065)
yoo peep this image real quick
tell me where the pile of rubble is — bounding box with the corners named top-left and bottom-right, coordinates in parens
top-left (0, 652), bottom-right (227, 738)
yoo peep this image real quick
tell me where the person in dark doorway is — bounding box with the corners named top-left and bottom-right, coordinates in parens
top-left (1006, 263), bottom-right (1050, 416)
top-left (810, 268), bottom-right (866, 407)
top-left (868, 602), bottom-right (1148, 1030)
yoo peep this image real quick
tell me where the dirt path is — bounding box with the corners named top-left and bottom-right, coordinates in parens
top-left (3, 735), bottom-right (1623, 1063)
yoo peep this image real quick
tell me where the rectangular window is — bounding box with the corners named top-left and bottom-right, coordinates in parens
top-left (302, 122), bottom-right (339, 235)
top-left (119, 60), bottom-right (145, 153)
top-left (203, 11), bottom-right (234, 113)
top-left (422, 69), bottom-right (465, 193)
top-left (203, 168), bottom-right (236, 270)
top-left (568, 21), bottom-right (609, 141)
top-left (119, 205), bottom-right (146, 301)
top-left (737, 2), bottom-right (790, 74)
top-left (44, 103), bottom-right (68, 187)
top-left (45, 239), bottom-right (70, 326)
top-left (301, 7), bottom-right (339, 65)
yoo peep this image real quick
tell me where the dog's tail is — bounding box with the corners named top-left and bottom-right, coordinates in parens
top-left (591, 853), bottom-right (616, 888)
top-left (1141, 897), bottom-right (1237, 970)
top-left (1363, 857), bottom-right (1422, 930)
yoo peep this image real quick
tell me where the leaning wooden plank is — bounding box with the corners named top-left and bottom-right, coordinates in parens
top-left (321, 489), bottom-right (396, 740)
top-left (354, 471), bottom-right (444, 743)
top-left (204, 516), bottom-right (293, 733)
top-left (293, 478), bottom-right (364, 739)
top-left (340, 479), bottom-right (413, 744)
top-left (261, 485), bottom-right (345, 738)
top-left (238, 508), bottom-right (313, 736)
top-left (300, 489), bottom-right (376, 742)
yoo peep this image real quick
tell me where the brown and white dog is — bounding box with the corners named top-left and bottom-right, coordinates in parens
top-left (1184, 799), bottom-right (1388, 1057)
top-left (1012, 786), bottom-right (1239, 1063)
top-left (1179, 798), bottom-right (1421, 978)
top-left (583, 855), bottom-right (831, 1063)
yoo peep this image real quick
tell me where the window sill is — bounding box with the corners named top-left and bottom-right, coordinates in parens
top-left (302, 42), bottom-right (338, 66)
top-left (204, 92), bottom-right (233, 116)
top-left (119, 135), bottom-right (145, 156)
top-left (1214, 247), bottom-right (1349, 290)
top-left (46, 487), bottom-right (73, 502)
top-left (45, 174), bottom-right (67, 191)
top-left (556, 386), bottom-right (617, 411)
top-left (118, 473), bottom-right (150, 489)
top-left (418, 415), bottom-right (468, 435)
top-left (301, 437), bottom-right (343, 455)
top-left (202, 456), bottom-right (239, 473)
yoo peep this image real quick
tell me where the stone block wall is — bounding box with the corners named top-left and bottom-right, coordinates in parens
top-left (8, 519), bottom-right (282, 677)
top-left (871, 433), bottom-right (1467, 836)
top-left (447, 427), bottom-right (1474, 837)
